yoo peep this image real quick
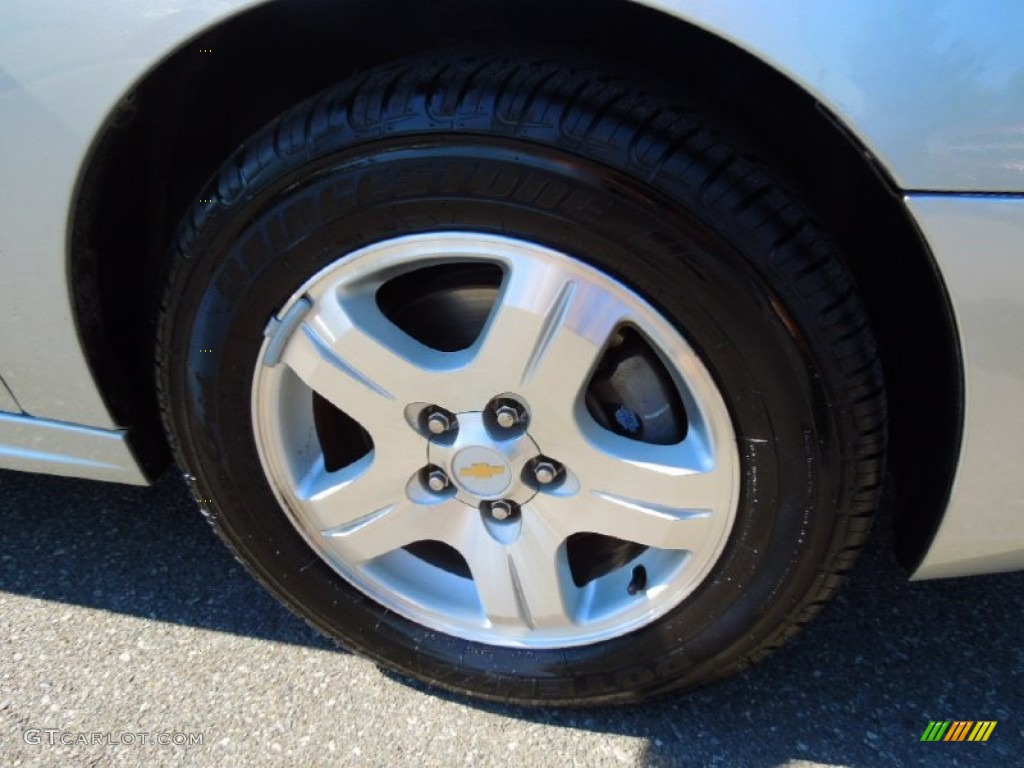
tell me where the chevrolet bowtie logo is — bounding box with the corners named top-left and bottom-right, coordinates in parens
top-left (460, 462), bottom-right (506, 480)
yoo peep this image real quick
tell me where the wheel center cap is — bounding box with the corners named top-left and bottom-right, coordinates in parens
top-left (452, 446), bottom-right (511, 496)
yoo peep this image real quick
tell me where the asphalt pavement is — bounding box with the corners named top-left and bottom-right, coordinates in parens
top-left (0, 467), bottom-right (1020, 767)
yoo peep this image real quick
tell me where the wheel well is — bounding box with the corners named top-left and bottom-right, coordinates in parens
top-left (70, 0), bottom-right (960, 570)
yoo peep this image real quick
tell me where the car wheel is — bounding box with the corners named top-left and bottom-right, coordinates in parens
top-left (157, 53), bottom-right (885, 705)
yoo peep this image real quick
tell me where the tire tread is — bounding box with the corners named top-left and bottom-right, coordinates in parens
top-left (156, 51), bottom-right (887, 707)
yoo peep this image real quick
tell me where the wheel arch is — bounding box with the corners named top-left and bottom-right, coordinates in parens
top-left (69, 0), bottom-right (961, 570)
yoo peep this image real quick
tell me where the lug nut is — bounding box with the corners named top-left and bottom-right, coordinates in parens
top-left (533, 460), bottom-right (560, 485)
top-left (426, 411), bottom-right (452, 435)
top-left (426, 469), bottom-right (450, 492)
top-left (489, 500), bottom-right (514, 521)
top-left (494, 404), bottom-right (522, 429)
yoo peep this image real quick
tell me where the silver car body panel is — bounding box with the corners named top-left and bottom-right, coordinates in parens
top-left (0, 412), bottom-right (148, 485)
top-left (0, 0), bottom-right (1023, 576)
top-left (906, 196), bottom-right (1024, 579)
top-left (640, 0), bottom-right (1024, 192)
top-left (0, 375), bottom-right (20, 414)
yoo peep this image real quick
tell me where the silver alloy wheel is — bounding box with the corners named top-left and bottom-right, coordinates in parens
top-left (251, 232), bottom-right (739, 649)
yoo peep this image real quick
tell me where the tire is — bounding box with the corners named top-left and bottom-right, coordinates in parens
top-left (157, 53), bottom-right (885, 706)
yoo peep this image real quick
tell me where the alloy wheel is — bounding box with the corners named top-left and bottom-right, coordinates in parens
top-left (251, 232), bottom-right (739, 648)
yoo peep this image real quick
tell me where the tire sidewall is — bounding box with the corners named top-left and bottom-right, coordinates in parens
top-left (165, 140), bottom-right (846, 704)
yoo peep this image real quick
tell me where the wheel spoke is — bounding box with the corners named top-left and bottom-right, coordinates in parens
top-left (323, 498), bottom-right (458, 563)
top-left (552, 426), bottom-right (727, 506)
top-left (459, 510), bottom-right (576, 631)
top-left (589, 455), bottom-right (726, 518)
top-left (293, 455), bottom-right (395, 530)
top-left (278, 291), bottom-right (449, 427)
top-left (565, 491), bottom-right (717, 551)
top-left (467, 259), bottom-right (629, 414)
top-left (534, 427), bottom-right (729, 551)
top-left (293, 433), bottom-right (424, 523)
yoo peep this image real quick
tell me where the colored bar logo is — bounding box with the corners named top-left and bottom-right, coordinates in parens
top-left (920, 721), bottom-right (997, 742)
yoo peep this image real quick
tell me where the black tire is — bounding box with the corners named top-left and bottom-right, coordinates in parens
top-left (157, 53), bottom-right (885, 706)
